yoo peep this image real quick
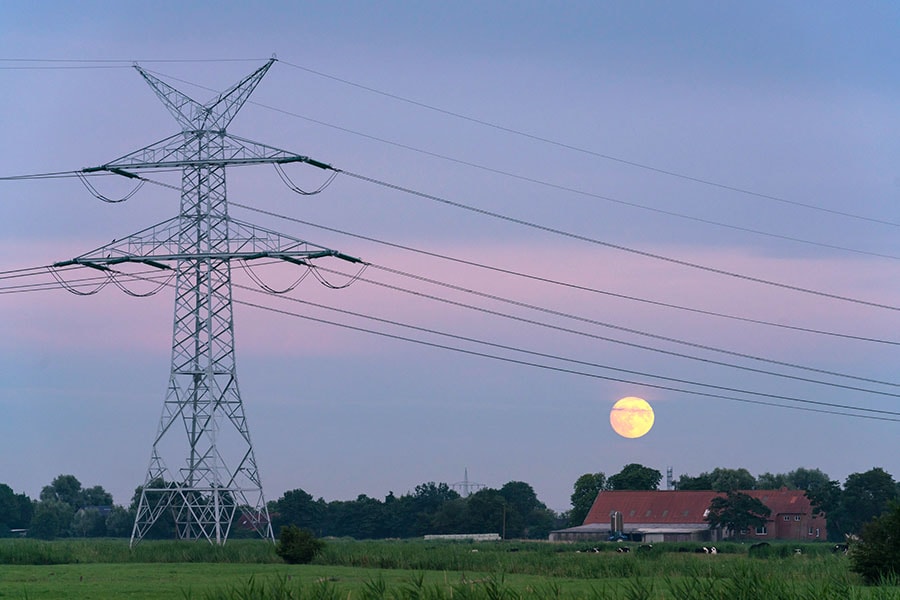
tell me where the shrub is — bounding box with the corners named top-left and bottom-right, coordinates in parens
top-left (850, 503), bottom-right (900, 584)
top-left (275, 525), bottom-right (324, 565)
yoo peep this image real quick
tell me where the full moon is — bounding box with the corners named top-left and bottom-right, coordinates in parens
top-left (610, 396), bottom-right (655, 438)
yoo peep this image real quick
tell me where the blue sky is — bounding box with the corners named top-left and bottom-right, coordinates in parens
top-left (1, 2), bottom-right (898, 512)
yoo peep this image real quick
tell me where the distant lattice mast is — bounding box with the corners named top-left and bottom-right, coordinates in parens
top-left (53, 60), bottom-right (361, 546)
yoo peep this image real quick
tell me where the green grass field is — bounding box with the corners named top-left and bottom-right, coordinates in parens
top-left (0, 538), bottom-right (897, 599)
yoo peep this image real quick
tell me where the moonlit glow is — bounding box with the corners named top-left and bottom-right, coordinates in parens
top-left (610, 396), bottom-right (655, 439)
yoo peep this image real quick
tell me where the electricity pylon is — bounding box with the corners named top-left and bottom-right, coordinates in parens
top-left (53, 60), bottom-right (359, 546)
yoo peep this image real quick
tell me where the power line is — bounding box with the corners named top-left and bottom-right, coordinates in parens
top-left (231, 291), bottom-right (900, 423)
top-left (342, 263), bottom-right (900, 391)
top-left (12, 64), bottom-right (884, 260)
top-left (338, 169), bottom-right (900, 312)
top-left (231, 201), bottom-right (900, 347)
top-left (7, 260), bottom-right (896, 420)
top-left (276, 59), bottom-right (900, 229)
top-left (4, 258), bottom-right (896, 394)
top-left (134, 67), bottom-right (897, 261)
top-left (0, 58), bottom-right (268, 65)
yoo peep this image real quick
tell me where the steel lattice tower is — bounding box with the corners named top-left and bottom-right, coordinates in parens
top-left (53, 60), bottom-right (359, 546)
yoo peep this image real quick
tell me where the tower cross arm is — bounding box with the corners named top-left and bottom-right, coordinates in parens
top-left (82, 133), bottom-right (336, 173)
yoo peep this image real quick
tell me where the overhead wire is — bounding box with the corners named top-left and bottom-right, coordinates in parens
top-left (230, 201), bottom-right (900, 347)
top-left (3, 260), bottom-right (897, 398)
top-left (246, 97), bottom-right (900, 260)
top-left (276, 59), bottom-right (900, 229)
top-left (230, 291), bottom-right (900, 423)
top-left (337, 170), bottom-right (900, 312)
top-left (312, 262), bottom-right (900, 392)
top-left (133, 66), bottom-right (897, 260)
top-left (26, 258), bottom-right (894, 421)
top-left (3, 64), bottom-right (897, 421)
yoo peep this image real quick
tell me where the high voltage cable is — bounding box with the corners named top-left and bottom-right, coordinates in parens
top-left (0, 58), bottom-right (268, 65)
top-left (15, 156), bottom-right (893, 314)
top-left (134, 67), bottom-right (897, 260)
top-left (230, 293), bottom-right (900, 423)
top-left (6, 262), bottom-right (896, 419)
top-left (232, 282), bottom-right (900, 414)
top-left (243, 96), bottom-right (898, 261)
top-left (277, 59), bottom-right (899, 229)
top-left (0, 169), bottom-right (86, 181)
top-left (6, 65), bottom-right (884, 266)
top-left (5, 262), bottom-right (897, 399)
top-left (2, 57), bottom-right (896, 231)
top-left (337, 170), bottom-right (900, 312)
top-left (231, 201), bottom-right (900, 347)
top-left (323, 263), bottom-right (900, 391)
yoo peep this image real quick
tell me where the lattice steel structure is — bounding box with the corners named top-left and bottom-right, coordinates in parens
top-left (54, 60), bottom-right (358, 546)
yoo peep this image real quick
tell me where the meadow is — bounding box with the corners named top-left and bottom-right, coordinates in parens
top-left (0, 538), bottom-right (897, 599)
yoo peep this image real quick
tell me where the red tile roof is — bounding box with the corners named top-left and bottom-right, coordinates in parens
top-left (583, 488), bottom-right (814, 526)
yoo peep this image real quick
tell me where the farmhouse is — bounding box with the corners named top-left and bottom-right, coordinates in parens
top-left (549, 488), bottom-right (826, 543)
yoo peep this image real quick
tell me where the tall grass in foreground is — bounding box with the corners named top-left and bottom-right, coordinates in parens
top-left (191, 570), bottom-right (900, 600)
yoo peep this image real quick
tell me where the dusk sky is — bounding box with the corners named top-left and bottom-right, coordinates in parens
top-left (1, 2), bottom-right (898, 513)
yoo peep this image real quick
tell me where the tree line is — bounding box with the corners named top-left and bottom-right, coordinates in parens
top-left (269, 481), bottom-right (561, 540)
top-left (2, 464), bottom-right (898, 541)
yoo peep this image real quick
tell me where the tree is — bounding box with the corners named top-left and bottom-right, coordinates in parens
top-left (40, 474), bottom-right (83, 508)
top-left (850, 502), bottom-right (900, 584)
top-left (105, 506), bottom-right (135, 538)
top-left (705, 491), bottom-right (771, 540)
top-left (802, 478), bottom-right (843, 541)
top-left (569, 473), bottom-right (606, 526)
top-left (464, 488), bottom-right (506, 535)
top-left (786, 467), bottom-right (831, 492)
top-left (72, 507), bottom-right (107, 537)
top-left (81, 485), bottom-right (113, 508)
top-left (270, 488), bottom-right (325, 534)
top-left (676, 468), bottom-right (756, 491)
top-left (707, 468), bottom-right (756, 491)
top-left (497, 481), bottom-right (557, 539)
top-left (756, 472), bottom-right (789, 490)
top-left (676, 472), bottom-right (714, 490)
top-left (29, 500), bottom-right (74, 540)
top-left (0, 484), bottom-right (33, 532)
top-left (839, 468), bottom-right (899, 536)
top-left (608, 464), bottom-right (661, 491)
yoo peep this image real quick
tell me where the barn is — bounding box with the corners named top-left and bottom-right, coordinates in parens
top-left (549, 488), bottom-right (826, 543)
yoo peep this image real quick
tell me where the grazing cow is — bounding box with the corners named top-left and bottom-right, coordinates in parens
top-left (709, 546), bottom-right (717, 555)
top-left (833, 543), bottom-right (849, 554)
top-left (616, 546), bottom-right (630, 553)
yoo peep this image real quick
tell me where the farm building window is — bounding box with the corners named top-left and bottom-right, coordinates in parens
top-left (794, 516), bottom-right (801, 521)
top-left (783, 516), bottom-right (790, 521)
top-left (808, 527), bottom-right (814, 536)
top-left (756, 526), bottom-right (768, 535)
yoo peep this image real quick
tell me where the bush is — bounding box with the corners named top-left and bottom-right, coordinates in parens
top-left (275, 525), bottom-right (324, 564)
top-left (850, 503), bottom-right (900, 584)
